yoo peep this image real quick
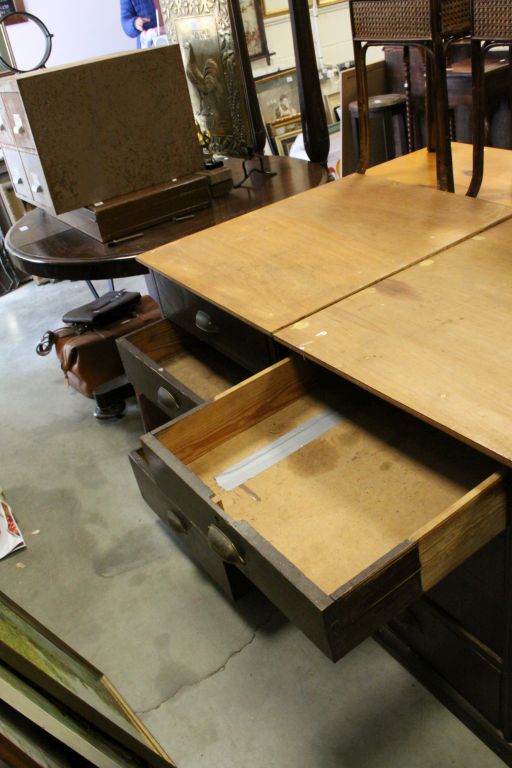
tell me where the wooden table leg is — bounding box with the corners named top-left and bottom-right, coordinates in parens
top-left (354, 40), bottom-right (370, 173)
top-left (288, 0), bottom-right (329, 164)
top-left (403, 45), bottom-right (415, 152)
top-left (431, 38), bottom-right (454, 192)
top-left (467, 39), bottom-right (485, 197)
top-left (425, 48), bottom-right (437, 152)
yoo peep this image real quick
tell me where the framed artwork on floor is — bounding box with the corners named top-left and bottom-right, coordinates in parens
top-left (275, 127), bottom-right (301, 155)
top-left (0, 592), bottom-right (175, 767)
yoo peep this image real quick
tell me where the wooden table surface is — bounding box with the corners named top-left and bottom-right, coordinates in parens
top-left (368, 142), bottom-right (512, 208)
top-left (138, 173), bottom-right (510, 334)
top-left (5, 156), bottom-right (326, 281)
top-left (277, 217), bottom-right (512, 466)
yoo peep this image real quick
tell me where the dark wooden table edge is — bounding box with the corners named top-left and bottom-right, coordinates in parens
top-left (5, 157), bottom-right (327, 282)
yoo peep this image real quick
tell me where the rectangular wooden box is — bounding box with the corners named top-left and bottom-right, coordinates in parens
top-left (57, 175), bottom-right (212, 243)
top-left (0, 46), bottom-right (203, 215)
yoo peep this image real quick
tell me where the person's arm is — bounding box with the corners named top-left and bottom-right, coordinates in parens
top-left (120, 0), bottom-right (140, 38)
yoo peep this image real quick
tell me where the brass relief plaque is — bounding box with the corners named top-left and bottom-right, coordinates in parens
top-left (160, 0), bottom-right (251, 156)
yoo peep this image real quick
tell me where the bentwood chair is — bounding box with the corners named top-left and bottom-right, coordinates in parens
top-left (467, 0), bottom-right (512, 197)
top-left (349, 0), bottom-right (471, 192)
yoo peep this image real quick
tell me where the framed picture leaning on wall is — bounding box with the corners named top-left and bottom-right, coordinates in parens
top-left (255, 67), bottom-right (301, 125)
top-left (239, 0), bottom-right (272, 63)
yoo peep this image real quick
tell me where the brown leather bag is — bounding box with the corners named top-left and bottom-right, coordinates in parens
top-left (37, 295), bottom-right (160, 398)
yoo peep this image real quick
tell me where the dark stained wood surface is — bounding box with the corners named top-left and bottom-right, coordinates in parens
top-left (288, 0), bottom-right (329, 163)
top-left (385, 49), bottom-right (511, 146)
top-left (5, 156), bottom-right (326, 280)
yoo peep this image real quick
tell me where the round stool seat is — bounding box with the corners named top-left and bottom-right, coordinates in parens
top-left (349, 93), bottom-right (409, 168)
top-left (349, 93), bottom-right (406, 113)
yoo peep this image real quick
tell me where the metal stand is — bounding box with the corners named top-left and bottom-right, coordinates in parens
top-left (233, 155), bottom-right (277, 189)
top-left (85, 278), bottom-right (115, 298)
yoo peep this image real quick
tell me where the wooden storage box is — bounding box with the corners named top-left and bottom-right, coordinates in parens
top-left (57, 175), bottom-right (211, 243)
top-left (131, 355), bottom-right (505, 661)
top-left (0, 46), bottom-right (203, 215)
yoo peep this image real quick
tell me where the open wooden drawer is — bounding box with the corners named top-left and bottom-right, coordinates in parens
top-left (137, 357), bottom-right (506, 661)
top-left (117, 318), bottom-right (251, 419)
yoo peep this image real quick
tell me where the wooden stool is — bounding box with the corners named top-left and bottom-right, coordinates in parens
top-left (349, 93), bottom-right (409, 166)
top-left (467, 1), bottom-right (512, 197)
top-left (349, 0), bottom-right (471, 192)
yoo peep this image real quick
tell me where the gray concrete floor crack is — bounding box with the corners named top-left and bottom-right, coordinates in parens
top-left (136, 609), bottom-right (276, 716)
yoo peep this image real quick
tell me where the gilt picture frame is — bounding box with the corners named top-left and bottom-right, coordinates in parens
top-left (255, 67), bottom-right (301, 126)
top-left (262, 0), bottom-right (313, 18)
top-left (0, 592), bottom-right (174, 767)
top-left (274, 127), bottom-right (301, 155)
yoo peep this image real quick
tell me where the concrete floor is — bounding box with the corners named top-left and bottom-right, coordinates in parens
top-left (0, 277), bottom-right (505, 768)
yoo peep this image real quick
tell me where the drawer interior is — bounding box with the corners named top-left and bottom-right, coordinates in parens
top-left (155, 358), bottom-right (503, 597)
top-left (127, 319), bottom-right (250, 401)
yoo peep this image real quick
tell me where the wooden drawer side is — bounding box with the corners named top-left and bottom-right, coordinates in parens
top-left (415, 473), bottom-right (506, 591)
top-left (121, 318), bottom-right (186, 361)
top-left (155, 357), bottom-right (319, 464)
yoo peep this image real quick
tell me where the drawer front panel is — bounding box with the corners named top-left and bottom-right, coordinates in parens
top-left (129, 449), bottom-right (250, 600)
top-left (3, 93), bottom-right (35, 150)
top-left (20, 153), bottom-right (52, 209)
top-left (0, 98), bottom-right (15, 146)
top-left (389, 599), bottom-right (502, 728)
top-left (3, 147), bottom-right (32, 203)
top-left (119, 336), bottom-right (200, 419)
top-left (154, 274), bottom-right (276, 373)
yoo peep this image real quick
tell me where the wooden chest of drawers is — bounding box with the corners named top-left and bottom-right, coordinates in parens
top-left (118, 171), bottom-right (512, 762)
top-left (0, 46), bottom-right (203, 216)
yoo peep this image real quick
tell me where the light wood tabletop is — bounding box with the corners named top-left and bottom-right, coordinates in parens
top-left (368, 142), bottom-right (512, 208)
top-left (276, 217), bottom-right (512, 466)
top-left (139, 173), bottom-right (511, 334)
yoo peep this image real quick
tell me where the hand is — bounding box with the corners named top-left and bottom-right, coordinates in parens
top-left (135, 16), bottom-right (150, 32)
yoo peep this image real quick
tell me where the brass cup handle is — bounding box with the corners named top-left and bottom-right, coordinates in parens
top-left (208, 525), bottom-right (246, 566)
top-left (167, 507), bottom-right (188, 535)
top-left (157, 386), bottom-right (181, 412)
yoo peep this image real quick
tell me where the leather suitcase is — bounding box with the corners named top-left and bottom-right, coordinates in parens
top-left (42, 295), bottom-right (161, 398)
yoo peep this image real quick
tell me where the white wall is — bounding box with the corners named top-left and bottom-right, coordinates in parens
top-left (7, 0), bottom-right (135, 69)
top-left (251, 2), bottom-right (383, 78)
top-left (4, 0), bottom-right (382, 81)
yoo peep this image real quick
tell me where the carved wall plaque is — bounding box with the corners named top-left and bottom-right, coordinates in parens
top-left (160, 0), bottom-right (251, 156)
